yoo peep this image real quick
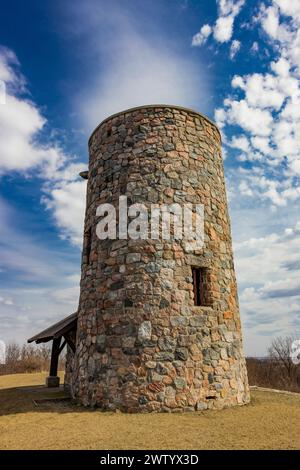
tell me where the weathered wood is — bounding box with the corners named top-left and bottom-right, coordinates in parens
top-left (49, 337), bottom-right (61, 377)
top-left (53, 318), bottom-right (77, 340)
top-left (28, 311), bottom-right (77, 344)
top-left (58, 339), bottom-right (66, 355)
top-left (64, 332), bottom-right (76, 353)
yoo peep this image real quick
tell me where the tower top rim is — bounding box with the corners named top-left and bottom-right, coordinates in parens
top-left (88, 104), bottom-right (221, 146)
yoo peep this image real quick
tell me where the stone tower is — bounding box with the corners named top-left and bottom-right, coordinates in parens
top-left (71, 105), bottom-right (250, 412)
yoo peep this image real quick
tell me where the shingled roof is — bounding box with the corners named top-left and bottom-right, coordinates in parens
top-left (28, 312), bottom-right (77, 344)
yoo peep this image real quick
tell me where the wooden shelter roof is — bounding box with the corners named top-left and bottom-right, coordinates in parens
top-left (28, 312), bottom-right (77, 344)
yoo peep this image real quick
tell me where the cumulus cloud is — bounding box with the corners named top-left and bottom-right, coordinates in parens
top-left (0, 44), bottom-right (85, 345)
top-left (274, 0), bottom-right (300, 20)
top-left (214, 15), bottom-right (235, 42)
top-left (238, 180), bottom-right (253, 197)
top-left (191, 24), bottom-right (212, 46)
top-left (216, 1), bottom-right (300, 208)
top-left (192, 0), bottom-right (245, 46)
top-left (0, 47), bottom-right (68, 176)
top-left (260, 1), bottom-right (300, 69)
top-left (229, 135), bottom-right (250, 152)
top-left (0, 47), bottom-right (26, 93)
top-left (220, 99), bottom-right (273, 136)
top-left (42, 174), bottom-right (86, 247)
top-left (232, 73), bottom-right (286, 110)
top-left (229, 39), bottom-right (241, 58)
top-left (271, 56), bottom-right (290, 76)
top-left (0, 45), bottom-right (87, 246)
top-left (261, 5), bottom-right (280, 39)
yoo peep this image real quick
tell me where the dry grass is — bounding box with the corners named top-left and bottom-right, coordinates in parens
top-left (0, 372), bottom-right (299, 450)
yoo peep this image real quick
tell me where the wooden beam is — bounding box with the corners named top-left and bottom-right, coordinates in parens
top-left (49, 337), bottom-right (61, 377)
top-left (53, 319), bottom-right (77, 340)
top-left (58, 339), bottom-right (66, 355)
top-left (64, 333), bottom-right (76, 353)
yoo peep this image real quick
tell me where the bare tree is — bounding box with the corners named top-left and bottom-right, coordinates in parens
top-left (268, 335), bottom-right (298, 388)
top-left (0, 341), bottom-right (63, 375)
top-left (5, 342), bottom-right (21, 372)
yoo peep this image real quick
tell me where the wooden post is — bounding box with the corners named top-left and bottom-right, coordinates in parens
top-left (46, 337), bottom-right (61, 388)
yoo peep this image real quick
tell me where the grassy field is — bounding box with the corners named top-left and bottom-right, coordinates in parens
top-left (0, 372), bottom-right (299, 450)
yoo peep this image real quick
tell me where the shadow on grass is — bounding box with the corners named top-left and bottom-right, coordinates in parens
top-left (0, 383), bottom-right (261, 417)
top-left (0, 384), bottom-right (93, 416)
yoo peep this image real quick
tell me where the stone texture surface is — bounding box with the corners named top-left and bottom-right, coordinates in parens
top-left (69, 105), bottom-right (250, 412)
top-left (64, 345), bottom-right (74, 393)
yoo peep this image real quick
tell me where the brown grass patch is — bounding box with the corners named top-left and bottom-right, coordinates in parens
top-left (0, 372), bottom-right (299, 450)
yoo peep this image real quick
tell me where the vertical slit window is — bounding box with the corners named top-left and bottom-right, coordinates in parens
top-left (85, 227), bottom-right (92, 265)
top-left (192, 267), bottom-right (209, 306)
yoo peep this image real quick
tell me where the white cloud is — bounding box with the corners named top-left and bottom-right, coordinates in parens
top-left (251, 136), bottom-right (272, 155)
top-left (281, 95), bottom-right (300, 120)
top-left (229, 39), bottom-right (241, 58)
top-left (221, 99), bottom-right (273, 136)
top-left (214, 107), bottom-right (227, 128)
top-left (216, 1), bottom-right (300, 207)
top-left (218, 0), bottom-right (243, 16)
top-left (193, 0), bottom-right (300, 354)
top-left (261, 5), bottom-right (280, 39)
top-left (229, 168), bottom-right (300, 206)
top-left (239, 180), bottom-right (253, 196)
top-left (260, 2), bottom-right (300, 69)
top-left (271, 57), bottom-right (290, 76)
top-left (0, 296), bottom-right (14, 306)
top-left (290, 159), bottom-right (300, 174)
top-left (214, 15), bottom-right (235, 42)
top-left (0, 46), bottom-right (87, 245)
top-left (0, 48), bottom-right (68, 176)
top-left (191, 24), bottom-right (212, 46)
top-left (229, 135), bottom-right (250, 152)
top-left (0, 46), bottom-right (26, 92)
top-left (231, 75), bottom-right (245, 89)
top-left (231, 73), bottom-right (286, 110)
top-left (42, 177), bottom-right (86, 247)
top-left (274, 0), bottom-right (300, 22)
top-left (192, 0), bottom-right (245, 47)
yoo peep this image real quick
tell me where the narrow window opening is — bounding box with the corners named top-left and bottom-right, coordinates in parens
top-left (107, 128), bottom-right (112, 137)
top-left (192, 267), bottom-right (211, 306)
top-left (85, 227), bottom-right (92, 265)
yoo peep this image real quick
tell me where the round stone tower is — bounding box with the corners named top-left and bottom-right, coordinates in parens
top-left (72, 105), bottom-right (250, 412)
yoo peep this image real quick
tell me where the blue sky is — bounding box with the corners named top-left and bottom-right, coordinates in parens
top-left (0, 0), bottom-right (299, 355)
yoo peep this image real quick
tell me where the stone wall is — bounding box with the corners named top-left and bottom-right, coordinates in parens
top-left (71, 105), bottom-right (250, 412)
top-left (64, 345), bottom-right (75, 393)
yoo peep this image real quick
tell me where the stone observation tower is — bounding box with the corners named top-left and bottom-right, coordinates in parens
top-left (70, 104), bottom-right (250, 412)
